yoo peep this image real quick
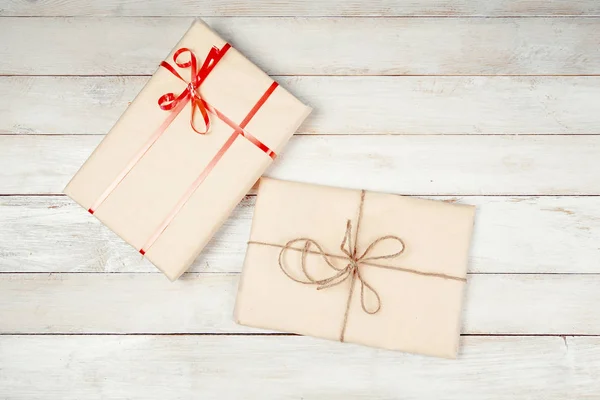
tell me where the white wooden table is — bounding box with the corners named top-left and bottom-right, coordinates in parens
top-left (1, 2), bottom-right (600, 399)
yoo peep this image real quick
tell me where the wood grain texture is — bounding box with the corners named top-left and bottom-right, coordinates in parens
top-left (2, 17), bottom-right (600, 75)
top-left (0, 272), bottom-right (600, 335)
top-left (1, 195), bottom-right (599, 274)
top-left (2, 0), bottom-right (599, 17)
top-left (1, 3), bottom-right (599, 397)
top-left (1, 273), bottom-right (599, 334)
top-left (2, 134), bottom-right (600, 196)
top-left (1, 335), bottom-right (598, 400)
top-left (3, 76), bottom-right (600, 135)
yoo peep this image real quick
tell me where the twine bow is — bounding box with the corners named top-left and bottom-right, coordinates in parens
top-left (277, 219), bottom-right (404, 341)
top-left (248, 189), bottom-right (468, 342)
top-left (158, 45), bottom-right (231, 134)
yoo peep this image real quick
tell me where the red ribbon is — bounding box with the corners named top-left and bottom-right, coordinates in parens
top-left (88, 44), bottom-right (280, 259)
top-left (139, 79), bottom-right (279, 256)
top-left (158, 44), bottom-right (231, 134)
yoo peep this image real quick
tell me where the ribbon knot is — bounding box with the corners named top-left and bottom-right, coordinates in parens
top-left (158, 44), bottom-right (231, 134)
top-left (278, 219), bottom-right (406, 339)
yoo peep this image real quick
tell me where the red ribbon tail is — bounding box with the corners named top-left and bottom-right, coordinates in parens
top-left (190, 96), bottom-right (211, 134)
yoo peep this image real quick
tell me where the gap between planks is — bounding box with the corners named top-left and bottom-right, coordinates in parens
top-left (6, 74), bottom-right (600, 76)
top-left (5, 193), bottom-right (600, 197)
top-left (6, 134), bottom-right (600, 137)
top-left (3, 16), bottom-right (600, 19)
top-left (0, 333), bottom-right (596, 337)
top-left (3, 272), bottom-right (600, 275)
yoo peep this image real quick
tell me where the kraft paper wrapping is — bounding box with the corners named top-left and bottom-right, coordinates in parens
top-left (235, 178), bottom-right (476, 358)
top-left (64, 21), bottom-right (311, 280)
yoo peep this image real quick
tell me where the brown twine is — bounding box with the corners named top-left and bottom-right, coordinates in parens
top-left (247, 189), bottom-right (467, 342)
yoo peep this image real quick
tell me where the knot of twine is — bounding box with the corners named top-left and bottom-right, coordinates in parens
top-left (248, 190), bottom-right (467, 342)
top-left (278, 220), bottom-right (405, 338)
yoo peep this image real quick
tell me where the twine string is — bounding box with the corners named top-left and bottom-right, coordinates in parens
top-left (247, 189), bottom-right (466, 342)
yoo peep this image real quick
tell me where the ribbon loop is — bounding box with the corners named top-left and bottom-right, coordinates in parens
top-left (173, 47), bottom-right (197, 70)
top-left (278, 238), bottom-right (343, 285)
top-left (357, 269), bottom-right (382, 314)
top-left (358, 235), bottom-right (405, 263)
top-left (158, 90), bottom-right (189, 111)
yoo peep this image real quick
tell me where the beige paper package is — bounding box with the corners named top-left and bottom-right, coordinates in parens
top-left (64, 21), bottom-right (311, 280)
top-left (235, 178), bottom-right (476, 358)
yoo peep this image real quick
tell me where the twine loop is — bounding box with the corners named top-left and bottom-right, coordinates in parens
top-left (248, 189), bottom-right (467, 342)
top-left (278, 220), bottom-right (405, 318)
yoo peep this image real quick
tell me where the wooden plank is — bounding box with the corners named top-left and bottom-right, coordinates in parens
top-left (0, 273), bottom-right (599, 334)
top-left (1, 335), bottom-right (598, 399)
top-left (4, 76), bottom-right (600, 135)
top-left (2, 0), bottom-right (599, 17)
top-left (1, 195), bottom-right (599, 274)
top-left (2, 134), bottom-right (600, 196)
top-left (2, 17), bottom-right (600, 75)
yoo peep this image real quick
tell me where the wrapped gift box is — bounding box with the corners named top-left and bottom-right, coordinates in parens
top-left (64, 20), bottom-right (311, 280)
top-left (235, 178), bottom-right (476, 358)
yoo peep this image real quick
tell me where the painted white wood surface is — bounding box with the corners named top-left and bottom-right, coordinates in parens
top-left (1, 335), bottom-right (599, 400)
top-left (2, 134), bottom-right (600, 195)
top-left (3, 76), bottom-right (600, 135)
top-left (1, 195), bottom-right (599, 274)
top-left (1, 3), bottom-right (599, 398)
top-left (3, 0), bottom-right (599, 17)
top-left (2, 17), bottom-right (600, 75)
top-left (1, 273), bottom-right (599, 334)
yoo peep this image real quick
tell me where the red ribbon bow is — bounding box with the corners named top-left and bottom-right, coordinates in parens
top-left (158, 44), bottom-right (231, 134)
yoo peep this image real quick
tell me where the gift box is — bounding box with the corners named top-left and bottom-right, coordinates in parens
top-left (235, 178), bottom-right (476, 358)
top-left (64, 20), bottom-right (311, 280)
